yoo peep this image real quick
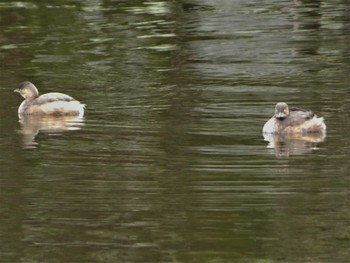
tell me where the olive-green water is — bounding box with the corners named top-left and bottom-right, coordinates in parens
top-left (0, 1), bottom-right (349, 262)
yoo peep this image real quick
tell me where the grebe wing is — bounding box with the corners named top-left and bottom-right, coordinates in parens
top-left (33, 92), bottom-right (76, 105)
top-left (289, 107), bottom-right (314, 119)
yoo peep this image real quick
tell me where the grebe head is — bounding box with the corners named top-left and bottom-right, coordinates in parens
top-left (274, 102), bottom-right (289, 119)
top-left (14, 81), bottom-right (39, 101)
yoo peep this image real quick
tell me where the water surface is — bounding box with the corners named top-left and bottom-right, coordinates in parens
top-left (0, 0), bottom-right (349, 262)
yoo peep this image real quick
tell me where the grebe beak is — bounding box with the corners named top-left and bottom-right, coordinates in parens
top-left (274, 112), bottom-right (287, 119)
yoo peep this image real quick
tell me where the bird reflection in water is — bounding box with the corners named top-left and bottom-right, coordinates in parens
top-left (263, 132), bottom-right (326, 158)
top-left (18, 115), bottom-right (84, 148)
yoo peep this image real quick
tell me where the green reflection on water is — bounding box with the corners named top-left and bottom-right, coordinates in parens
top-left (0, 0), bottom-right (349, 262)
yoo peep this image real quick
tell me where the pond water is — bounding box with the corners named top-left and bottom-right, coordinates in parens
top-left (0, 0), bottom-right (349, 262)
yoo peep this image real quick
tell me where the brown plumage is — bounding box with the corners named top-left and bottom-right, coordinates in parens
top-left (14, 81), bottom-right (85, 117)
top-left (263, 102), bottom-right (326, 134)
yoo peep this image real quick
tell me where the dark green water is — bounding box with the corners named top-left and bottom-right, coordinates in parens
top-left (0, 1), bottom-right (349, 262)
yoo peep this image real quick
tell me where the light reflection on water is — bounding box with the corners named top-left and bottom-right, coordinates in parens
top-left (18, 115), bottom-right (85, 148)
top-left (263, 132), bottom-right (326, 158)
top-left (0, 0), bottom-right (349, 262)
